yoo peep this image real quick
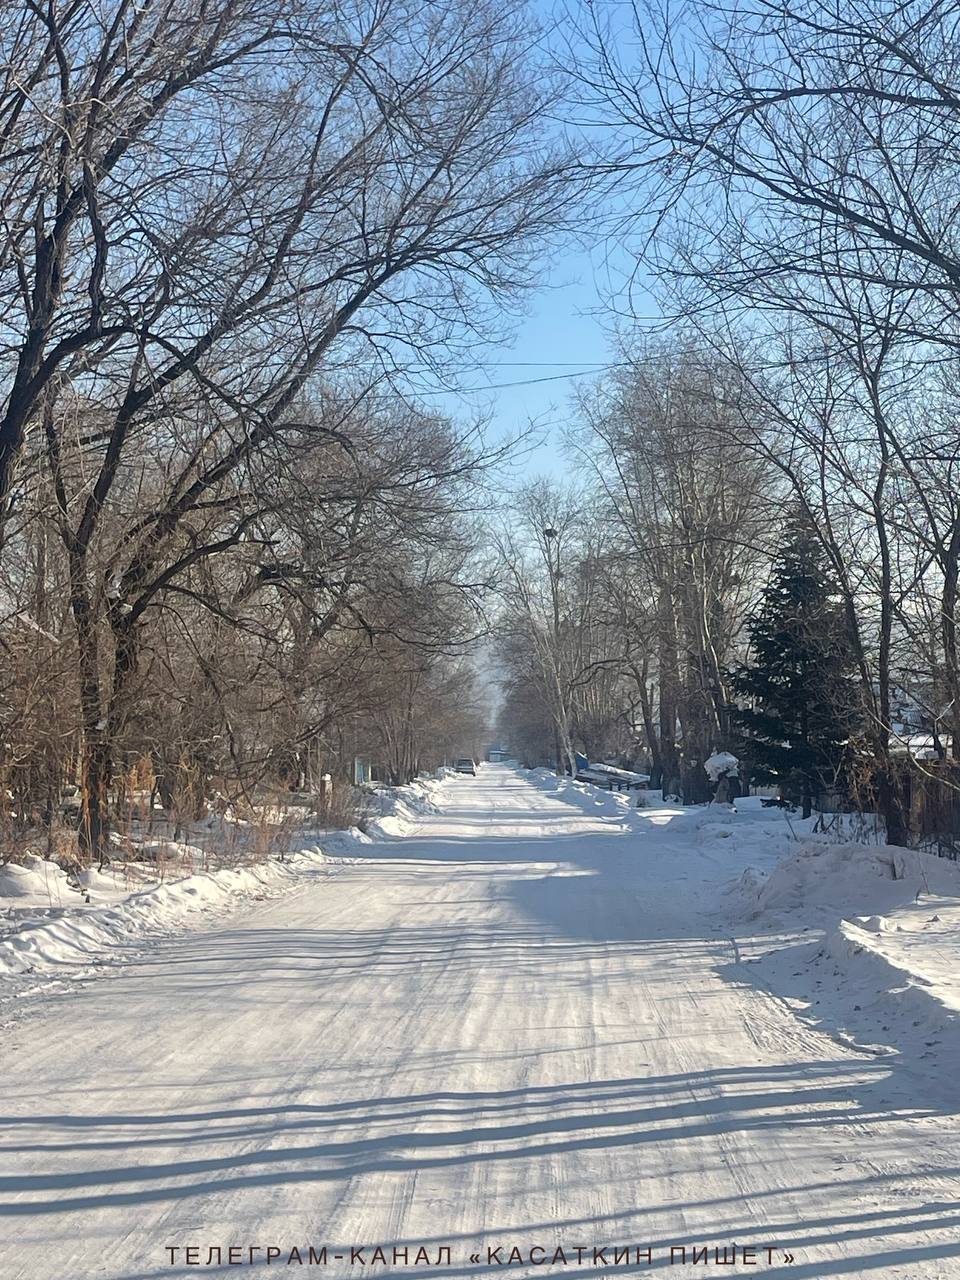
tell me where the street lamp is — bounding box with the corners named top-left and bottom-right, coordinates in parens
top-left (542, 526), bottom-right (563, 775)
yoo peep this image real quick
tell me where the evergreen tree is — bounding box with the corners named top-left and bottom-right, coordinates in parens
top-left (732, 509), bottom-right (862, 817)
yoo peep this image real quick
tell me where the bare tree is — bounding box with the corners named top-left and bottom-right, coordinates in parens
top-left (497, 481), bottom-right (590, 777)
top-left (0, 0), bottom-right (579, 857)
top-left (572, 347), bottom-right (773, 799)
top-left (572, 0), bottom-right (960, 837)
top-left (573, 0), bottom-right (960, 331)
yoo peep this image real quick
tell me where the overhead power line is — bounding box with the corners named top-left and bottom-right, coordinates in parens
top-left (417, 362), bottom-right (632, 394)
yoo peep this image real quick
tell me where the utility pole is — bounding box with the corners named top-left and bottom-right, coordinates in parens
top-left (543, 526), bottom-right (564, 775)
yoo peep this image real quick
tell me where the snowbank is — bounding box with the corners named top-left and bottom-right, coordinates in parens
top-left (0, 847), bottom-right (330, 979)
top-left (363, 774), bottom-right (452, 838)
top-left (738, 839), bottom-right (960, 922)
top-left (826, 916), bottom-right (960, 1025)
top-left (520, 767), bottom-right (644, 827)
top-left (0, 773), bottom-right (451, 988)
top-left (731, 836), bottom-right (960, 1064)
top-left (0, 855), bottom-right (74, 905)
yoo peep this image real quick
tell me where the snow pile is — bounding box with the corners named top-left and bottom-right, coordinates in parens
top-left (756, 909), bottom-right (960, 1063)
top-left (732, 836), bottom-right (960, 1062)
top-left (704, 750), bottom-right (739, 781)
top-left (0, 856), bottom-right (74, 905)
top-left (0, 847), bottom-right (328, 979)
top-left (822, 913), bottom-right (960, 1042)
top-left (742, 840), bottom-right (956, 922)
top-left (364, 774), bottom-right (451, 838)
top-left (681, 795), bottom-right (806, 863)
top-left (307, 826), bottom-right (372, 856)
top-left (523, 767), bottom-right (560, 787)
top-left (522, 768), bottom-right (643, 827)
top-left (560, 779), bottom-right (637, 822)
top-left (126, 837), bottom-right (208, 866)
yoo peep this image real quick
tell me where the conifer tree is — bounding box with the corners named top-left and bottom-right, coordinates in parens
top-left (732, 509), bottom-right (861, 817)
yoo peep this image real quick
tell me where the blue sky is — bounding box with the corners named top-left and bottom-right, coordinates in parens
top-left (473, 252), bottom-right (617, 476)
top-left (428, 243), bottom-right (658, 480)
top-left (409, 0), bottom-right (662, 481)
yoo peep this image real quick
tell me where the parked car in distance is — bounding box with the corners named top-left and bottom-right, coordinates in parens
top-left (454, 757), bottom-right (477, 775)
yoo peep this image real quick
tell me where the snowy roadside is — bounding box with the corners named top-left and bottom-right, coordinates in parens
top-left (0, 772), bottom-right (451, 1005)
top-left (519, 765), bottom-right (650, 828)
top-left (0, 848), bottom-right (330, 1003)
top-left (723, 814), bottom-right (960, 1069)
top-left (361, 771), bottom-right (453, 838)
top-left (554, 763), bottom-right (960, 1073)
top-left (526, 763), bottom-right (960, 1074)
top-left (14, 759), bottom-right (960, 1083)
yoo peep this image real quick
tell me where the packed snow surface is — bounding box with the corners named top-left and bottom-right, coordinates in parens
top-left (3, 767), bottom-right (960, 1278)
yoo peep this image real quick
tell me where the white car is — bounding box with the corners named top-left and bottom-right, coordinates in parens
top-left (454, 758), bottom-right (477, 775)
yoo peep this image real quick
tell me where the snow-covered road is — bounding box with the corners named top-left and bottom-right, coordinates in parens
top-left (3, 765), bottom-right (959, 1278)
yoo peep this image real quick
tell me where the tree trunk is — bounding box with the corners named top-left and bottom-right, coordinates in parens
top-left (70, 571), bottom-right (112, 864)
top-left (942, 544), bottom-right (960, 760)
top-left (800, 705), bottom-right (813, 819)
top-left (636, 666), bottom-right (663, 785)
top-left (876, 758), bottom-right (909, 848)
top-left (81, 738), bottom-right (112, 868)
